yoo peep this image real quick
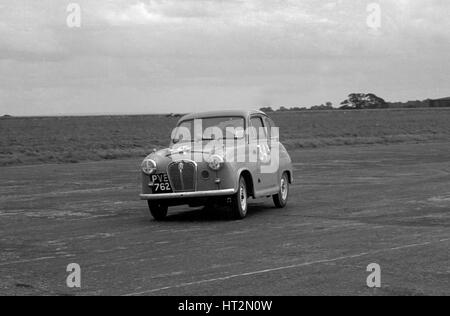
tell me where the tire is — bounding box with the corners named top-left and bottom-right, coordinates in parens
top-left (148, 201), bottom-right (168, 221)
top-left (273, 172), bottom-right (289, 208)
top-left (230, 176), bottom-right (249, 220)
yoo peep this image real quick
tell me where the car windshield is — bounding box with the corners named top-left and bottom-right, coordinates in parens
top-left (172, 116), bottom-right (245, 144)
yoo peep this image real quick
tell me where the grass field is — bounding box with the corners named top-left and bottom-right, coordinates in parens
top-left (1, 108), bottom-right (450, 166)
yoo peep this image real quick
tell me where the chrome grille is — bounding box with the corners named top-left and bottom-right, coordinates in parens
top-left (167, 160), bottom-right (196, 192)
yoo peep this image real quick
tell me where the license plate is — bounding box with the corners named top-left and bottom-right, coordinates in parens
top-left (150, 174), bottom-right (173, 194)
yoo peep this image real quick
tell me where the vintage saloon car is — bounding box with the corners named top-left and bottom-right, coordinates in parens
top-left (140, 110), bottom-right (293, 220)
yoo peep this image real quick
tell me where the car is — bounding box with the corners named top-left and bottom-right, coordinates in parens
top-left (140, 110), bottom-right (293, 220)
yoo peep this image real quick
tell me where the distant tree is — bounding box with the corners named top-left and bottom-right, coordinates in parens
top-left (278, 106), bottom-right (289, 112)
top-left (366, 93), bottom-right (388, 109)
top-left (340, 93), bottom-right (387, 110)
top-left (166, 113), bottom-right (182, 118)
top-left (311, 103), bottom-right (334, 111)
top-left (259, 107), bottom-right (274, 113)
top-left (289, 107), bottom-right (306, 111)
top-left (387, 99), bottom-right (433, 109)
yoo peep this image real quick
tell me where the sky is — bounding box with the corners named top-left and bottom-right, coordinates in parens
top-left (0, 0), bottom-right (449, 116)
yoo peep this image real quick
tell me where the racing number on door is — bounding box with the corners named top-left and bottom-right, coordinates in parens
top-left (259, 143), bottom-right (271, 163)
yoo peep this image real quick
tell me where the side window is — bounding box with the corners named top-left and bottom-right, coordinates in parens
top-left (250, 116), bottom-right (267, 141)
top-left (263, 116), bottom-right (274, 139)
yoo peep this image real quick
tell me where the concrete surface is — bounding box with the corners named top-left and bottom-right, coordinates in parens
top-left (0, 142), bottom-right (449, 295)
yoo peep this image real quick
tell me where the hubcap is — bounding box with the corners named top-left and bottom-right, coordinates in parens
top-left (281, 177), bottom-right (288, 201)
top-left (239, 184), bottom-right (247, 212)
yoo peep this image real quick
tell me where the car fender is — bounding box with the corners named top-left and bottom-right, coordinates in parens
top-left (235, 166), bottom-right (256, 197)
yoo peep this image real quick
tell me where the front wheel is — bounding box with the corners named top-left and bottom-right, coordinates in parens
top-left (273, 173), bottom-right (289, 208)
top-left (148, 201), bottom-right (168, 221)
top-left (230, 176), bottom-right (248, 220)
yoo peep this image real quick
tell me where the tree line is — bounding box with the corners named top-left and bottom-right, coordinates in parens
top-left (260, 93), bottom-right (447, 112)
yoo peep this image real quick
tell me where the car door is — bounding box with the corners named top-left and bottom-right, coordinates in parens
top-left (263, 115), bottom-right (282, 181)
top-left (249, 115), bottom-right (278, 196)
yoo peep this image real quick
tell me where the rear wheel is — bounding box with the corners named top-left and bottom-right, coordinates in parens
top-left (148, 201), bottom-right (168, 221)
top-left (230, 176), bottom-right (248, 220)
top-left (273, 173), bottom-right (289, 208)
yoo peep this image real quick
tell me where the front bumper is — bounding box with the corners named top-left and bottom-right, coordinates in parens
top-left (140, 189), bottom-right (236, 200)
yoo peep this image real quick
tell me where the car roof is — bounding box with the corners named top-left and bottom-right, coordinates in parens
top-left (178, 110), bottom-right (266, 122)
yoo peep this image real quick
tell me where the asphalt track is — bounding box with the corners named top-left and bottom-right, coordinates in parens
top-left (1, 142), bottom-right (449, 295)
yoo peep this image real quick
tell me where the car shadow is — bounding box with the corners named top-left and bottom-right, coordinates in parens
top-left (163, 201), bottom-right (276, 223)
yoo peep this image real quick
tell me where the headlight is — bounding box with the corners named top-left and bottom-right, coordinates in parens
top-left (141, 158), bottom-right (157, 175)
top-left (207, 154), bottom-right (224, 171)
